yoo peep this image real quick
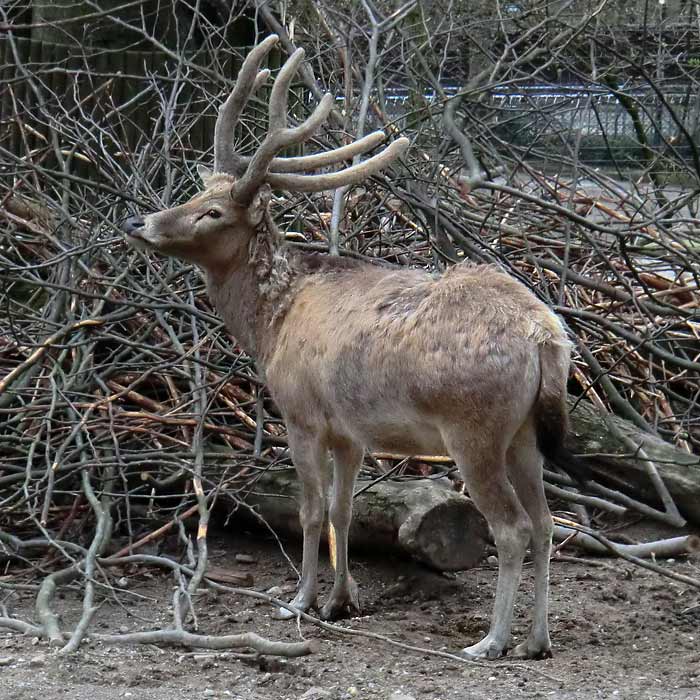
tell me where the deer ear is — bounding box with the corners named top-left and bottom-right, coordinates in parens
top-left (197, 164), bottom-right (214, 186)
top-left (245, 184), bottom-right (272, 225)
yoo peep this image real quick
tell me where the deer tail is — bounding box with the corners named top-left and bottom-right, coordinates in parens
top-left (535, 337), bottom-right (571, 461)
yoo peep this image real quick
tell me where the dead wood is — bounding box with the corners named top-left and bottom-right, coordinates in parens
top-left (553, 527), bottom-right (700, 559)
top-left (565, 400), bottom-right (700, 525)
top-left (2, 1), bottom-right (700, 652)
top-left (242, 469), bottom-right (488, 571)
top-left (91, 630), bottom-right (315, 656)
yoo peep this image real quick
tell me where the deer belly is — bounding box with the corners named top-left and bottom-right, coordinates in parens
top-left (358, 418), bottom-right (447, 457)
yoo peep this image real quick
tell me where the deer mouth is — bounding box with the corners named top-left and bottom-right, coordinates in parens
top-left (124, 229), bottom-right (152, 250)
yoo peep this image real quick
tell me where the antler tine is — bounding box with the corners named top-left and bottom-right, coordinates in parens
top-left (235, 131), bottom-right (386, 173)
top-left (266, 137), bottom-right (410, 192)
top-left (253, 68), bottom-right (271, 92)
top-left (214, 34), bottom-right (279, 175)
top-left (228, 40), bottom-right (408, 201)
top-left (268, 47), bottom-right (305, 131)
top-left (232, 46), bottom-right (335, 204)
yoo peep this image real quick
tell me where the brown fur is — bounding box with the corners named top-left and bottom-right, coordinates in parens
top-left (123, 31), bottom-right (573, 653)
top-left (125, 182), bottom-right (572, 659)
top-left (266, 261), bottom-right (566, 454)
top-left (122, 35), bottom-right (574, 660)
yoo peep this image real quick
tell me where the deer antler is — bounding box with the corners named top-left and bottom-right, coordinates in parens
top-left (213, 35), bottom-right (409, 204)
top-left (266, 139), bottom-right (410, 192)
top-left (214, 34), bottom-right (279, 175)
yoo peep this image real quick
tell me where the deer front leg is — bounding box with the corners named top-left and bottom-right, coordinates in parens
top-left (320, 439), bottom-right (364, 620)
top-left (277, 427), bottom-right (329, 620)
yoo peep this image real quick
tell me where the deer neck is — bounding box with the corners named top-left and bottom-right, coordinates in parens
top-left (204, 213), bottom-right (295, 364)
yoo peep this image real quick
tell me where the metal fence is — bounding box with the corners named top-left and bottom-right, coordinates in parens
top-left (380, 83), bottom-right (700, 167)
top-left (491, 86), bottom-right (700, 165)
top-left (3, 34), bottom-right (699, 175)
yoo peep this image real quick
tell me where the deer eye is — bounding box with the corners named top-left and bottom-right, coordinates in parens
top-left (206, 209), bottom-right (222, 219)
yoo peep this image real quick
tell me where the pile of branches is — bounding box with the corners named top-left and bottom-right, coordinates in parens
top-left (1, 0), bottom-right (700, 652)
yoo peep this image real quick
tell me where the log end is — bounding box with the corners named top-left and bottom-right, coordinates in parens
top-left (397, 496), bottom-right (488, 571)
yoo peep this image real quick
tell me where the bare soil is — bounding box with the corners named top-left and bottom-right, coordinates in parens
top-left (2, 529), bottom-right (699, 700)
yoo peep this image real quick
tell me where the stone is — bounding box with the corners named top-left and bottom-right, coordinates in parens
top-left (390, 692), bottom-right (416, 700)
top-left (28, 653), bottom-right (47, 668)
top-left (299, 687), bottom-right (332, 700)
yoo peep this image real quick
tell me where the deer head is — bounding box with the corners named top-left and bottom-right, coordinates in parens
top-left (123, 34), bottom-right (409, 271)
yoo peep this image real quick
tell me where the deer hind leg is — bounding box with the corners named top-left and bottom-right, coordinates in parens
top-left (507, 418), bottom-right (554, 660)
top-left (320, 439), bottom-right (364, 620)
top-left (277, 426), bottom-right (329, 619)
top-left (443, 432), bottom-right (531, 660)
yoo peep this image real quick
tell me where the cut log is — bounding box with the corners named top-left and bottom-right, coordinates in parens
top-left (241, 469), bottom-right (489, 571)
top-left (566, 399), bottom-right (700, 524)
top-left (234, 399), bottom-right (699, 571)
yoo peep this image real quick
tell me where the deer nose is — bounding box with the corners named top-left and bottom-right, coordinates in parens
top-left (123, 215), bottom-right (145, 235)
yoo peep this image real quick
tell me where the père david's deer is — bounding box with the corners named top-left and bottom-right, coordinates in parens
top-left (123, 34), bottom-right (571, 660)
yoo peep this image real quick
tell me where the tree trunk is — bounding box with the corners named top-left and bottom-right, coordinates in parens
top-left (567, 399), bottom-right (700, 524)
top-left (242, 470), bottom-right (489, 571)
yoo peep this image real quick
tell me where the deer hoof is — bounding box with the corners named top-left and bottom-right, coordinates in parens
top-left (319, 598), bottom-right (361, 621)
top-left (272, 593), bottom-right (316, 620)
top-left (512, 639), bottom-right (553, 660)
top-left (461, 636), bottom-right (508, 660)
top-left (319, 581), bottom-right (361, 620)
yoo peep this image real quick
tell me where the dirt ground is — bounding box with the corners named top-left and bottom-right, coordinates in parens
top-left (2, 528), bottom-right (699, 700)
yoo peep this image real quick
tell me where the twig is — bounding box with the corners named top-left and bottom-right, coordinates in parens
top-left (554, 520), bottom-right (700, 589)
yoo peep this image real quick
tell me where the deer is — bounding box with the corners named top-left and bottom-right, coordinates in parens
top-left (122, 34), bottom-right (572, 661)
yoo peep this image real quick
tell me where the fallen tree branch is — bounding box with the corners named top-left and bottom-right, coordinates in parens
top-left (241, 468), bottom-right (488, 570)
top-left (554, 526), bottom-right (700, 559)
top-left (554, 519), bottom-right (700, 590)
top-left (565, 399), bottom-right (700, 525)
top-left (91, 629), bottom-right (315, 656)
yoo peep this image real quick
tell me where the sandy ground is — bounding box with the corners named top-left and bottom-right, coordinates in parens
top-left (1, 529), bottom-right (699, 700)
